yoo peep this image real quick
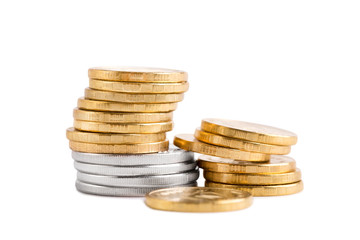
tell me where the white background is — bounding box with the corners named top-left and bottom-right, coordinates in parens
top-left (1, 0), bottom-right (359, 239)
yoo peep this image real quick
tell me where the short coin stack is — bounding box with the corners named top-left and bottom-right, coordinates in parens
top-left (174, 118), bottom-right (303, 196)
top-left (66, 67), bottom-right (199, 196)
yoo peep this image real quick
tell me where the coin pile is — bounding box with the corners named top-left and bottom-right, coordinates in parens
top-left (174, 118), bottom-right (303, 196)
top-left (66, 67), bottom-right (199, 196)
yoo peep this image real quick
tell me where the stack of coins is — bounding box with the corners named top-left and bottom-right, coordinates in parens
top-left (174, 118), bottom-right (303, 196)
top-left (66, 67), bottom-right (199, 196)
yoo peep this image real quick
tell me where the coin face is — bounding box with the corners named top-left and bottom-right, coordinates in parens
top-left (145, 187), bottom-right (253, 212)
top-left (201, 118), bottom-right (297, 146)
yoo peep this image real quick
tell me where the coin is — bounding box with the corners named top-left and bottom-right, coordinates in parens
top-left (201, 118), bottom-right (297, 146)
top-left (76, 180), bottom-right (197, 197)
top-left (173, 134), bottom-right (269, 162)
top-left (85, 88), bottom-right (184, 103)
top-left (73, 108), bottom-right (173, 123)
top-left (89, 79), bottom-right (189, 93)
top-left (88, 67), bottom-right (187, 82)
top-left (194, 128), bottom-right (291, 155)
top-left (205, 181), bottom-right (304, 197)
top-left (74, 160), bottom-right (197, 176)
top-left (78, 98), bottom-right (177, 113)
top-left (145, 187), bottom-right (253, 212)
top-left (73, 120), bottom-right (173, 133)
top-left (77, 169), bottom-right (199, 187)
top-left (71, 146), bottom-right (194, 166)
top-left (203, 169), bottom-right (302, 185)
top-left (197, 155), bottom-right (296, 174)
top-left (69, 140), bottom-right (169, 154)
top-left (66, 128), bottom-right (166, 144)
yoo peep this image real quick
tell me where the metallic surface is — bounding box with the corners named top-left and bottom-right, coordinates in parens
top-left (205, 181), bottom-right (304, 197)
top-left (77, 169), bottom-right (199, 187)
top-left (201, 118), bottom-right (297, 146)
top-left (145, 187), bottom-right (253, 212)
top-left (194, 128), bottom-right (291, 155)
top-left (173, 134), bottom-right (270, 162)
top-left (203, 169), bottom-right (302, 185)
top-left (197, 155), bottom-right (296, 174)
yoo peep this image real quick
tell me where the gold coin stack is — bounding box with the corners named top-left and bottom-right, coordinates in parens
top-left (174, 118), bottom-right (303, 196)
top-left (67, 67), bottom-right (189, 154)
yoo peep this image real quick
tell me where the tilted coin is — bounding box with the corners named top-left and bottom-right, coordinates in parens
top-left (66, 128), bottom-right (166, 144)
top-left (205, 181), bottom-right (304, 197)
top-left (88, 67), bottom-right (187, 82)
top-left (194, 128), bottom-right (291, 155)
top-left (197, 155), bottom-right (296, 174)
top-left (76, 180), bottom-right (197, 197)
top-left (201, 118), bottom-right (297, 146)
top-left (74, 160), bottom-right (197, 176)
top-left (145, 187), bottom-right (253, 212)
top-left (71, 146), bottom-right (194, 166)
top-left (85, 88), bottom-right (184, 103)
top-left (78, 98), bottom-right (177, 113)
top-left (77, 169), bottom-right (199, 187)
top-left (69, 140), bottom-right (169, 154)
top-left (73, 108), bottom-right (173, 123)
top-left (173, 134), bottom-right (269, 162)
top-left (203, 168), bottom-right (302, 185)
top-left (89, 79), bottom-right (189, 93)
top-left (73, 120), bottom-right (173, 133)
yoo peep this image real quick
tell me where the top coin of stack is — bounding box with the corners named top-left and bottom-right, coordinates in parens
top-left (66, 67), bottom-right (189, 154)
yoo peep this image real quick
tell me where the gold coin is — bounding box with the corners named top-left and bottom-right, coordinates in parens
top-left (74, 120), bottom-right (173, 133)
top-left (205, 181), bottom-right (304, 197)
top-left (197, 155), bottom-right (296, 174)
top-left (195, 128), bottom-right (291, 155)
top-left (89, 79), bottom-right (189, 93)
top-left (173, 134), bottom-right (269, 162)
top-left (88, 67), bottom-right (187, 82)
top-left (203, 169), bottom-right (301, 185)
top-left (73, 108), bottom-right (173, 123)
top-left (69, 140), bottom-right (169, 154)
top-left (145, 187), bottom-right (252, 212)
top-left (66, 127), bottom-right (166, 144)
top-left (78, 98), bottom-right (177, 113)
top-left (201, 118), bottom-right (297, 146)
top-left (85, 88), bottom-right (184, 103)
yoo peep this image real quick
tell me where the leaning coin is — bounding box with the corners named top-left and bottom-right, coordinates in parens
top-left (145, 187), bottom-right (253, 212)
top-left (77, 169), bottom-right (199, 187)
top-left (74, 161), bottom-right (197, 176)
top-left (76, 180), bottom-right (197, 197)
top-left (71, 146), bottom-right (194, 166)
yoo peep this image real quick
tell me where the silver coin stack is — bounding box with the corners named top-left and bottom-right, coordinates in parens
top-left (73, 146), bottom-right (199, 196)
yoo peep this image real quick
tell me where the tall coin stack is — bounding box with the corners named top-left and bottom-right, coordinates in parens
top-left (174, 118), bottom-right (303, 196)
top-left (66, 67), bottom-right (199, 197)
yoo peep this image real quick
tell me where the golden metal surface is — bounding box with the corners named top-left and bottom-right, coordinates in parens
top-left (195, 128), bottom-right (291, 155)
top-left (201, 118), bottom-right (297, 146)
top-left (205, 181), bottom-right (304, 197)
top-left (145, 187), bottom-right (252, 212)
top-left (173, 134), bottom-right (269, 162)
top-left (74, 120), bottom-right (173, 133)
top-left (203, 169), bottom-right (301, 185)
top-left (66, 127), bottom-right (166, 144)
top-left (88, 67), bottom-right (187, 82)
top-left (85, 88), bottom-right (184, 103)
top-left (78, 98), bottom-right (177, 113)
top-left (69, 140), bottom-right (169, 154)
top-left (89, 79), bottom-right (189, 93)
top-left (197, 155), bottom-right (296, 174)
top-left (73, 108), bottom-right (173, 123)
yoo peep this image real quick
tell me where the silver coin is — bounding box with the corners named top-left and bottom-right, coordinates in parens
top-left (71, 145), bottom-right (194, 166)
top-left (76, 180), bottom-right (198, 197)
top-left (74, 160), bottom-right (197, 176)
top-left (77, 169), bottom-right (199, 187)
